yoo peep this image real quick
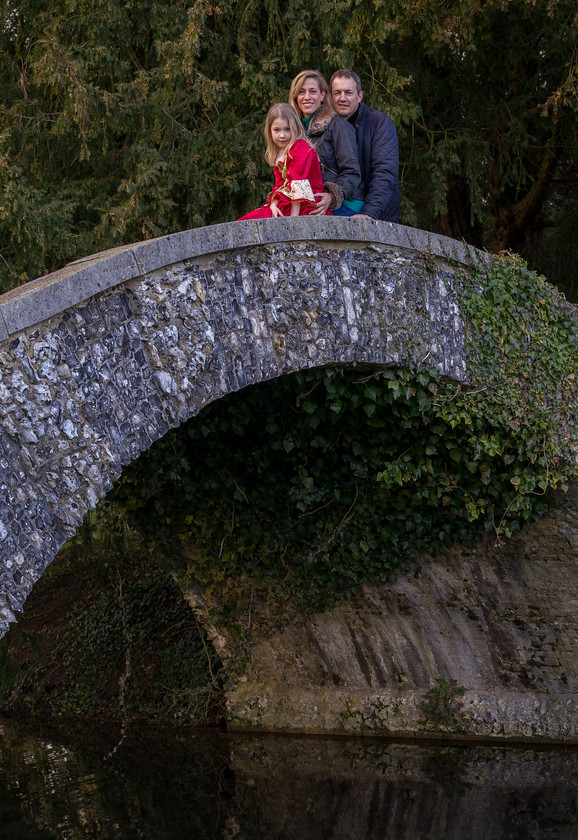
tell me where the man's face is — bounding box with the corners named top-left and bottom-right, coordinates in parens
top-left (332, 77), bottom-right (363, 118)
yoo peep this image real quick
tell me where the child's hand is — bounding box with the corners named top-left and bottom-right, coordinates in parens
top-left (270, 199), bottom-right (283, 217)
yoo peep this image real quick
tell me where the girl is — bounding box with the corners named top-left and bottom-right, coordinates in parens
top-left (237, 103), bottom-right (330, 219)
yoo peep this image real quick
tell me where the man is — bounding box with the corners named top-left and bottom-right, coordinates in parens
top-left (330, 70), bottom-right (401, 222)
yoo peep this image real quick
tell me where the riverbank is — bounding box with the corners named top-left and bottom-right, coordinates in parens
top-left (223, 484), bottom-right (578, 742)
top-left (1, 485), bottom-right (577, 745)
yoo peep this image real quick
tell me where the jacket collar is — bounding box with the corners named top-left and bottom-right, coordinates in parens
top-left (307, 111), bottom-right (335, 137)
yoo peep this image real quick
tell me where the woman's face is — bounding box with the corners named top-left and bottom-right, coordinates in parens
top-left (297, 77), bottom-right (325, 117)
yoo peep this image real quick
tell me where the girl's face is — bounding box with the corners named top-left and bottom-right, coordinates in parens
top-left (270, 117), bottom-right (292, 149)
top-left (297, 78), bottom-right (325, 116)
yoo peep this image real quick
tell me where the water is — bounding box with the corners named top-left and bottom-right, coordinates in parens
top-left (0, 717), bottom-right (576, 839)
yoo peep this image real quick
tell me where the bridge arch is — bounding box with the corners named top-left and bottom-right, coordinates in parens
top-left (0, 218), bottom-right (487, 635)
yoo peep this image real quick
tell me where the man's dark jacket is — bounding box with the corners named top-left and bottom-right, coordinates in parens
top-left (349, 101), bottom-right (400, 222)
top-left (307, 112), bottom-right (364, 206)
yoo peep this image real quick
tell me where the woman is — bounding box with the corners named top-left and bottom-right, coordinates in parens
top-left (289, 69), bottom-right (363, 215)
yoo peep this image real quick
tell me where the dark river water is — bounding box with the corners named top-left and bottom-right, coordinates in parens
top-left (0, 717), bottom-right (576, 839)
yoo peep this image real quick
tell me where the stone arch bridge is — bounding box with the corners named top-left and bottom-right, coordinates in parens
top-left (0, 218), bottom-right (485, 636)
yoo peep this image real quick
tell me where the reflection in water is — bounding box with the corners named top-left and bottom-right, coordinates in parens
top-left (0, 717), bottom-right (576, 839)
top-left (231, 738), bottom-right (578, 840)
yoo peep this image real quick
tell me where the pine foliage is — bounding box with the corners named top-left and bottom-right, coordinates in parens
top-left (0, 0), bottom-right (576, 292)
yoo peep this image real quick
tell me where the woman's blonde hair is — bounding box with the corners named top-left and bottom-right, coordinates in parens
top-left (288, 70), bottom-right (335, 123)
top-left (264, 102), bottom-right (307, 166)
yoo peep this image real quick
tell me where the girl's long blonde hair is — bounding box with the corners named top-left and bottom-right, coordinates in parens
top-left (288, 70), bottom-right (335, 124)
top-left (264, 103), bottom-right (306, 166)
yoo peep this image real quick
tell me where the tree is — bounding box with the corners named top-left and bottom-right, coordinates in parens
top-left (0, 0), bottom-right (575, 294)
top-left (0, 0), bottom-right (267, 290)
top-left (330, 0), bottom-right (577, 256)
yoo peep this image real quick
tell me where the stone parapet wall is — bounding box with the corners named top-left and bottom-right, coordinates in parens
top-left (0, 218), bottom-right (483, 340)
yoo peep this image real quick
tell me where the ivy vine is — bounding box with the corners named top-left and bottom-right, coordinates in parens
top-left (109, 253), bottom-right (577, 620)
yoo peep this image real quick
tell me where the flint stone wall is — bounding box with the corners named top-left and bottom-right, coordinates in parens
top-left (0, 218), bottom-right (480, 636)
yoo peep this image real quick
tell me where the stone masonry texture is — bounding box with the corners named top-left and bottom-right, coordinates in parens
top-left (0, 219), bottom-right (479, 635)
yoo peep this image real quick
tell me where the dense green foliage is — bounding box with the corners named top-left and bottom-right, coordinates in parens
top-left (0, 0), bottom-right (575, 295)
top-left (109, 255), bottom-right (577, 619)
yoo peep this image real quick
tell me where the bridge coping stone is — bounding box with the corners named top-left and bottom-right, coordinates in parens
top-left (0, 219), bottom-right (486, 340)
